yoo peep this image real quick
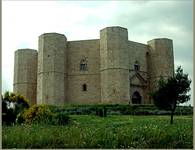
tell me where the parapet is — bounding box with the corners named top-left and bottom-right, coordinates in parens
top-left (147, 38), bottom-right (173, 54)
top-left (100, 26), bottom-right (128, 41)
top-left (15, 48), bottom-right (37, 53)
top-left (147, 38), bottom-right (172, 43)
top-left (147, 38), bottom-right (173, 47)
top-left (100, 26), bottom-right (127, 32)
top-left (39, 32), bottom-right (66, 38)
top-left (39, 32), bottom-right (67, 42)
top-left (100, 26), bottom-right (128, 39)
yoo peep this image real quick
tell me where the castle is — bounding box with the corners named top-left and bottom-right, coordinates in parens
top-left (13, 26), bottom-right (174, 105)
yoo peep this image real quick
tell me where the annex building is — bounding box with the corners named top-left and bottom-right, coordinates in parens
top-left (13, 26), bottom-right (174, 105)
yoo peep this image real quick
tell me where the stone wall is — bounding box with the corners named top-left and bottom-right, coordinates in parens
top-left (100, 26), bottom-right (130, 103)
top-left (13, 49), bottom-right (37, 105)
top-left (147, 38), bottom-right (174, 92)
top-left (128, 41), bottom-right (148, 72)
top-left (66, 40), bottom-right (101, 104)
top-left (37, 33), bottom-right (66, 105)
top-left (127, 41), bottom-right (150, 104)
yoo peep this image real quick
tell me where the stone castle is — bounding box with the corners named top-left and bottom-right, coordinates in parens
top-left (13, 26), bottom-right (174, 105)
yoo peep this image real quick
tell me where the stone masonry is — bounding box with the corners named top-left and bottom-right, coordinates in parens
top-left (13, 26), bottom-right (174, 105)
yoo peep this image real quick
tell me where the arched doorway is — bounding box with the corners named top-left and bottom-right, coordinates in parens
top-left (132, 91), bottom-right (142, 104)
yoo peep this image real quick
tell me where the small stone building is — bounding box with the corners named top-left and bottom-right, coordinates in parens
top-left (13, 26), bottom-right (174, 105)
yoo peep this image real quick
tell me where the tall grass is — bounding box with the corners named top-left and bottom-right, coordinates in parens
top-left (2, 115), bottom-right (193, 149)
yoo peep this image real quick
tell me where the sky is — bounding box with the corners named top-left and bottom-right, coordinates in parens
top-left (2, 0), bottom-right (193, 106)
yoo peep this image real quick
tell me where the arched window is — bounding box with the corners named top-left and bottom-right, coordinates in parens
top-left (80, 57), bottom-right (88, 71)
top-left (82, 84), bottom-right (87, 91)
top-left (134, 60), bottom-right (140, 71)
top-left (132, 91), bottom-right (141, 104)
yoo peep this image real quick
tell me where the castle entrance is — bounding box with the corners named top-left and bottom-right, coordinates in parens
top-left (132, 91), bottom-right (142, 104)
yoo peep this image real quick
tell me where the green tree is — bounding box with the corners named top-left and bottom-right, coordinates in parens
top-left (151, 66), bottom-right (191, 124)
top-left (2, 91), bottom-right (29, 125)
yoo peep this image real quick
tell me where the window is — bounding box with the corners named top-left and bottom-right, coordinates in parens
top-left (80, 64), bottom-right (87, 71)
top-left (134, 60), bottom-right (140, 71)
top-left (82, 84), bottom-right (87, 91)
top-left (80, 57), bottom-right (88, 71)
top-left (134, 64), bottom-right (140, 71)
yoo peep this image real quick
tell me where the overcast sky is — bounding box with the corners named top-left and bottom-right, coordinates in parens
top-left (2, 0), bottom-right (193, 105)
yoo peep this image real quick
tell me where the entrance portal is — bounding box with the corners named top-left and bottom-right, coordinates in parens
top-left (132, 91), bottom-right (141, 104)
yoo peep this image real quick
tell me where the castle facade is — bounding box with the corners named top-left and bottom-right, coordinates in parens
top-left (13, 26), bottom-right (174, 105)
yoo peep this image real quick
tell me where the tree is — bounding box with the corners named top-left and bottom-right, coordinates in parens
top-left (151, 66), bottom-right (191, 124)
top-left (2, 91), bottom-right (29, 125)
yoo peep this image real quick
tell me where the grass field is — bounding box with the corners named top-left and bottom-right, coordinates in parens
top-left (2, 115), bottom-right (193, 149)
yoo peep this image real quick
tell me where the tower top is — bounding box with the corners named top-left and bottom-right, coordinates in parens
top-left (15, 48), bottom-right (37, 53)
top-left (39, 32), bottom-right (67, 41)
top-left (100, 26), bottom-right (127, 32)
top-left (147, 38), bottom-right (172, 44)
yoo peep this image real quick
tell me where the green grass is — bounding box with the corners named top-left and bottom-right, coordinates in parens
top-left (2, 115), bottom-right (193, 149)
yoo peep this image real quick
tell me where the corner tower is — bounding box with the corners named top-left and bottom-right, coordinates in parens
top-left (37, 33), bottom-right (67, 105)
top-left (147, 38), bottom-right (174, 92)
top-left (13, 49), bottom-right (38, 105)
top-left (100, 26), bottom-right (130, 103)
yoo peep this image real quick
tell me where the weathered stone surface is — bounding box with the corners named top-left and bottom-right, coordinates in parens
top-left (100, 27), bottom-right (130, 104)
top-left (13, 49), bottom-right (37, 105)
top-left (13, 26), bottom-right (174, 105)
top-left (147, 38), bottom-right (174, 91)
top-left (37, 33), bottom-right (66, 105)
top-left (67, 40), bottom-right (100, 104)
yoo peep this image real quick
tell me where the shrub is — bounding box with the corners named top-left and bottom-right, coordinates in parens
top-left (96, 107), bottom-right (107, 117)
top-left (2, 107), bottom-right (16, 125)
top-left (52, 112), bottom-right (71, 125)
top-left (175, 106), bottom-right (193, 115)
top-left (22, 104), bottom-right (71, 126)
top-left (16, 111), bottom-right (25, 124)
top-left (108, 110), bottom-right (121, 115)
top-left (23, 105), bottom-right (53, 124)
top-left (2, 91), bottom-right (29, 125)
top-left (45, 104), bottom-right (193, 116)
top-left (103, 106), bottom-right (107, 117)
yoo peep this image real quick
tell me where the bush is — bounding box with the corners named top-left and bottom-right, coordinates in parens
top-left (16, 111), bottom-right (25, 124)
top-left (96, 106), bottom-right (107, 117)
top-left (2, 91), bottom-right (29, 125)
top-left (2, 108), bottom-right (16, 125)
top-left (175, 106), bottom-right (193, 115)
top-left (46, 104), bottom-right (193, 116)
top-left (52, 112), bottom-right (71, 125)
top-left (23, 105), bottom-right (53, 124)
top-left (22, 104), bottom-right (71, 126)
